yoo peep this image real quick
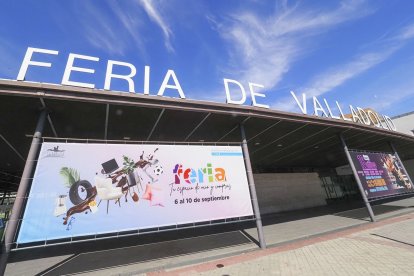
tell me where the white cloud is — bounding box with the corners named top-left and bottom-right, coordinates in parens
top-left (396, 24), bottom-right (414, 41)
top-left (369, 88), bottom-right (413, 112)
top-left (77, 2), bottom-right (128, 56)
top-left (358, 60), bottom-right (414, 113)
top-left (108, 1), bottom-right (148, 58)
top-left (76, 1), bottom-right (174, 56)
top-left (216, 0), bottom-right (372, 90)
top-left (138, 0), bottom-right (174, 53)
top-left (272, 22), bottom-right (414, 111)
top-left (300, 50), bottom-right (395, 98)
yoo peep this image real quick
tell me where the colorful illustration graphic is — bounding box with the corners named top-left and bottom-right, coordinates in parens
top-left (17, 143), bottom-right (253, 244)
top-left (350, 151), bottom-right (413, 199)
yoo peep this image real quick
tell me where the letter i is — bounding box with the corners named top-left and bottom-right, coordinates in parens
top-left (207, 163), bottom-right (214, 182)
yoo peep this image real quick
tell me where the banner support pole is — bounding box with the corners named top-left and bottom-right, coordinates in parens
top-left (339, 133), bottom-right (376, 222)
top-left (0, 109), bottom-right (48, 275)
top-left (240, 123), bottom-right (266, 249)
top-left (389, 141), bottom-right (414, 188)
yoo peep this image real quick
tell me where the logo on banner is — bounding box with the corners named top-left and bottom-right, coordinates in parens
top-left (173, 163), bottom-right (226, 184)
top-left (46, 145), bottom-right (65, 158)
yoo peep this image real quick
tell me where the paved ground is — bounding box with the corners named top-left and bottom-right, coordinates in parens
top-left (154, 213), bottom-right (414, 276)
top-left (5, 197), bottom-right (414, 275)
top-left (244, 197), bottom-right (414, 247)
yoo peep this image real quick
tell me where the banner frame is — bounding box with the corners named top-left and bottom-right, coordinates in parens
top-left (348, 148), bottom-right (414, 201)
top-left (14, 215), bottom-right (255, 250)
top-left (16, 141), bottom-right (255, 246)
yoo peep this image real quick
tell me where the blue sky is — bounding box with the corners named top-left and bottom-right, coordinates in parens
top-left (1, 0), bottom-right (414, 116)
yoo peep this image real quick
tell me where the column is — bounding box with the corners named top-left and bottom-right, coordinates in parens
top-left (240, 123), bottom-right (266, 249)
top-left (339, 133), bottom-right (376, 222)
top-left (0, 109), bottom-right (48, 274)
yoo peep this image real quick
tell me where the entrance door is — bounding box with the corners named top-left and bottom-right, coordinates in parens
top-left (321, 175), bottom-right (360, 202)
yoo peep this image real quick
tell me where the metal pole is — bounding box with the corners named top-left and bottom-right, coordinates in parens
top-left (0, 191), bottom-right (6, 205)
top-left (240, 124), bottom-right (266, 249)
top-left (389, 142), bottom-right (414, 187)
top-left (0, 109), bottom-right (48, 274)
top-left (339, 133), bottom-right (376, 222)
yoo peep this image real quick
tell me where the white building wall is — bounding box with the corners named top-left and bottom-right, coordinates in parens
top-left (392, 112), bottom-right (414, 184)
top-left (253, 173), bottom-right (326, 215)
top-left (392, 112), bottom-right (414, 136)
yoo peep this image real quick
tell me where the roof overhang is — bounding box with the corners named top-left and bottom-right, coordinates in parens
top-left (1, 79), bottom-right (413, 191)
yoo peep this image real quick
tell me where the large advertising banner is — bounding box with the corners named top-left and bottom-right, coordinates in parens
top-left (349, 151), bottom-right (413, 199)
top-left (17, 143), bottom-right (253, 244)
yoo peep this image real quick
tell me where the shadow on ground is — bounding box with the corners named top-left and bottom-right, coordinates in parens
top-left (8, 194), bottom-right (414, 275)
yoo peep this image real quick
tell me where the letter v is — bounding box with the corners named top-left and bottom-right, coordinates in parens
top-left (290, 91), bottom-right (307, 114)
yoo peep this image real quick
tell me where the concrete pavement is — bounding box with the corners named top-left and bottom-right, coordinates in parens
top-left (5, 197), bottom-right (414, 275)
top-left (155, 213), bottom-right (414, 276)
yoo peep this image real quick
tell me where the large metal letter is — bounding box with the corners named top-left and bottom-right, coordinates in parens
top-left (240, 123), bottom-right (266, 249)
top-left (0, 109), bottom-right (48, 274)
top-left (339, 133), bottom-right (376, 222)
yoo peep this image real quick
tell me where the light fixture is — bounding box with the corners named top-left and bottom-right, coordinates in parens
top-left (116, 109), bottom-right (123, 116)
top-left (277, 144), bottom-right (283, 147)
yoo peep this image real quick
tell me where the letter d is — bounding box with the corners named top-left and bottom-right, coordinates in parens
top-left (224, 78), bottom-right (246, 105)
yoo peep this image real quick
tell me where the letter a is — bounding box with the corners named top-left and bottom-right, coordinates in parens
top-left (158, 69), bottom-right (186, 98)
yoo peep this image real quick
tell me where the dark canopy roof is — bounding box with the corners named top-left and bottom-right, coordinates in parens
top-left (1, 79), bottom-right (414, 192)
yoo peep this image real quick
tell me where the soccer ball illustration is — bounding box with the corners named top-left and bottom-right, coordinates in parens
top-left (154, 165), bottom-right (164, 175)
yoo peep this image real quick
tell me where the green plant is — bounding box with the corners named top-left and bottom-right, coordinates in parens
top-left (122, 155), bottom-right (136, 174)
top-left (60, 167), bottom-right (80, 188)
